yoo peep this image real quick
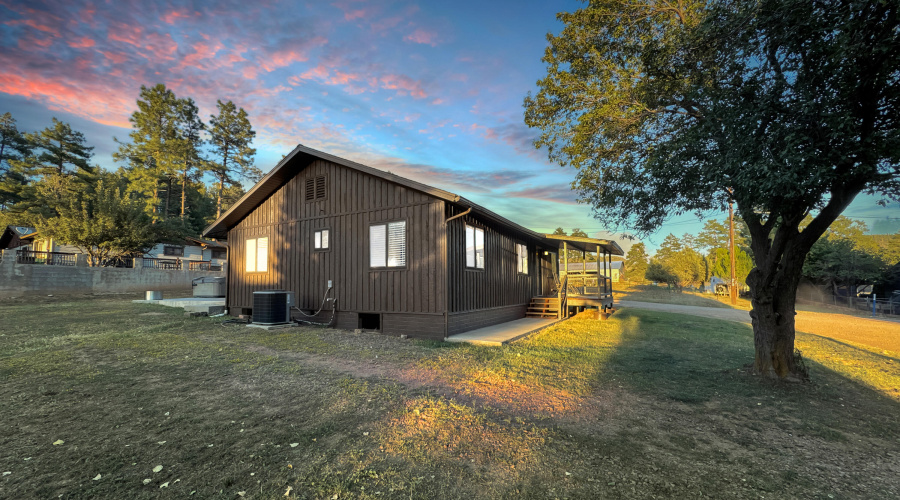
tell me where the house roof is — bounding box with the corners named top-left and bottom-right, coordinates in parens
top-left (184, 236), bottom-right (227, 248)
top-left (565, 261), bottom-right (624, 272)
top-left (201, 144), bottom-right (623, 256)
top-left (0, 225), bottom-right (38, 249)
top-left (543, 233), bottom-right (624, 256)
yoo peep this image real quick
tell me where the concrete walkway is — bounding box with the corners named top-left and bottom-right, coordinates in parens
top-left (617, 300), bottom-right (752, 324)
top-left (133, 297), bottom-right (225, 314)
top-left (445, 317), bottom-right (562, 346)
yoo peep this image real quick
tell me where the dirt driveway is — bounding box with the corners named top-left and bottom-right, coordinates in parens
top-left (618, 300), bottom-right (900, 353)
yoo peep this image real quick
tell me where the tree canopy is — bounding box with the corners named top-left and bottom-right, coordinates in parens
top-left (525, 0), bottom-right (900, 379)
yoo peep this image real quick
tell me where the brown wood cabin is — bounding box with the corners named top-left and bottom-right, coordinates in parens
top-left (202, 144), bottom-right (624, 340)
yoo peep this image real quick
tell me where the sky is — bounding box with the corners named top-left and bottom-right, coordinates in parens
top-left (2, 0), bottom-right (898, 255)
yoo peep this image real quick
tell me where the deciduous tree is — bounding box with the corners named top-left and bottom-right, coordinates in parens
top-left (524, 0), bottom-right (900, 380)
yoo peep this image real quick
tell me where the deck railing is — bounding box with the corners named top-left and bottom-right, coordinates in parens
top-left (187, 261), bottom-right (223, 271)
top-left (16, 250), bottom-right (76, 266)
top-left (99, 256), bottom-right (134, 268)
top-left (565, 273), bottom-right (613, 299)
top-left (142, 257), bottom-right (181, 270)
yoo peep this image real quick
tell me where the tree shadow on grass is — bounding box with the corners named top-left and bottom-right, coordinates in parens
top-left (595, 309), bottom-right (900, 440)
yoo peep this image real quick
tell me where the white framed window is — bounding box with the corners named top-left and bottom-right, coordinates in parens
top-left (465, 225), bottom-right (485, 269)
top-left (370, 221), bottom-right (406, 268)
top-left (517, 243), bottom-right (528, 274)
top-left (314, 229), bottom-right (329, 250)
top-left (245, 237), bottom-right (268, 273)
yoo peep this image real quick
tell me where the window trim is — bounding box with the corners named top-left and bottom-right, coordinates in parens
top-left (369, 220), bottom-right (407, 270)
top-left (245, 236), bottom-right (269, 273)
top-left (313, 228), bottom-right (330, 252)
top-left (516, 243), bottom-right (528, 275)
top-left (465, 224), bottom-right (485, 270)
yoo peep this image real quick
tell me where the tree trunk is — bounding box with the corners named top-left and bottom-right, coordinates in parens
top-left (746, 247), bottom-right (808, 381)
top-left (164, 177), bottom-right (172, 220)
top-left (216, 175), bottom-right (224, 219)
top-left (181, 163), bottom-right (187, 220)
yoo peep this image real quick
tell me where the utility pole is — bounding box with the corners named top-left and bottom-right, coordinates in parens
top-left (729, 201), bottom-right (737, 305)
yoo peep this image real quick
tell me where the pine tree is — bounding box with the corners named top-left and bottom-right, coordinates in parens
top-left (0, 112), bottom-right (32, 210)
top-left (208, 100), bottom-right (259, 218)
top-left (115, 84), bottom-right (182, 221)
top-left (26, 118), bottom-right (95, 179)
top-left (173, 98), bottom-right (205, 221)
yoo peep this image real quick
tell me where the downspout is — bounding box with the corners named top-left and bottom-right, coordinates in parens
top-left (442, 203), bottom-right (466, 338)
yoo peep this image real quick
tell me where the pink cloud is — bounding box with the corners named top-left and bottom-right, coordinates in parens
top-left (0, 71), bottom-right (132, 128)
top-left (175, 41), bottom-right (224, 70)
top-left (504, 185), bottom-right (578, 205)
top-left (162, 9), bottom-right (198, 24)
top-left (379, 74), bottom-right (427, 99)
top-left (68, 36), bottom-right (95, 49)
top-left (6, 19), bottom-right (60, 37)
top-left (431, 98), bottom-right (444, 105)
top-left (259, 36), bottom-right (327, 72)
top-left (107, 23), bottom-right (178, 60)
top-left (403, 28), bottom-right (438, 46)
top-left (99, 50), bottom-right (128, 64)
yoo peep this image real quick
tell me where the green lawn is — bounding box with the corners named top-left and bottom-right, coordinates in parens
top-left (1, 296), bottom-right (898, 499)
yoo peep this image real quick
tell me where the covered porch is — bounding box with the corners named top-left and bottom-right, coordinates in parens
top-left (527, 234), bottom-right (625, 320)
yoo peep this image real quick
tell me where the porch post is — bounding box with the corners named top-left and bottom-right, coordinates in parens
top-left (608, 250), bottom-right (614, 304)
top-left (562, 241), bottom-right (568, 278)
top-left (597, 244), bottom-right (602, 297)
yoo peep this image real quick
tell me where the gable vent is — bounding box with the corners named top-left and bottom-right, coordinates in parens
top-left (306, 176), bottom-right (326, 201)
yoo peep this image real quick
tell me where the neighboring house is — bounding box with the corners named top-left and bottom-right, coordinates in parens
top-left (202, 144), bottom-right (624, 340)
top-left (2, 225), bottom-right (227, 269)
top-left (144, 237), bottom-right (227, 268)
top-left (564, 261), bottom-right (624, 282)
top-left (0, 225), bottom-right (38, 250)
top-left (0, 226), bottom-right (80, 254)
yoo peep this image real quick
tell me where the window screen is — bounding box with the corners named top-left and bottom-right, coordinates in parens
top-left (370, 221), bottom-right (406, 268)
top-left (466, 225), bottom-right (484, 269)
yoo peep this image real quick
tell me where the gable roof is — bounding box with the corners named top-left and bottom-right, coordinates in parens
top-left (201, 144), bottom-right (623, 256)
top-left (0, 225), bottom-right (38, 250)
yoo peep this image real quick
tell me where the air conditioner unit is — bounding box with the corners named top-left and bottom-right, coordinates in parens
top-left (252, 290), bottom-right (294, 325)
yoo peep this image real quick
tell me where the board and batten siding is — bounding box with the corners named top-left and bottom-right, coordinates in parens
top-left (226, 158), bottom-right (447, 319)
top-left (445, 205), bottom-right (540, 315)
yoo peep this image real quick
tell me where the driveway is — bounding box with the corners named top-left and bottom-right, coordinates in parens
top-left (618, 300), bottom-right (900, 353)
top-left (617, 300), bottom-right (752, 324)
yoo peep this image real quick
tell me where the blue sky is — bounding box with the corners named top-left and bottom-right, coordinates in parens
top-left (2, 0), bottom-right (897, 255)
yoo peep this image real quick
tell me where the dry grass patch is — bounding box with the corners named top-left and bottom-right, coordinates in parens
top-left (2, 298), bottom-right (899, 499)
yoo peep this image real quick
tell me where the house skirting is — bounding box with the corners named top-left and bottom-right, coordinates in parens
top-left (267, 304), bottom-right (528, 340)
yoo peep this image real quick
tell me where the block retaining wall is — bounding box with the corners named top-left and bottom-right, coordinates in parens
top-left (0, 249), bottom-right (225, 298)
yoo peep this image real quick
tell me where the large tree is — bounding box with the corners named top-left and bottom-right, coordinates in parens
top-left (0, 112), bottom-right (32, 209)
top-left (40, 173), bottom-right (157, 266)
top-left (208, 100), bottom-right (259, 218)
top-left (524, 0), bottom-right (900, 380)
top-left (115, 84), bottom-right (183, 221)
top-left (624, 241), bottom-right (649, 282)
